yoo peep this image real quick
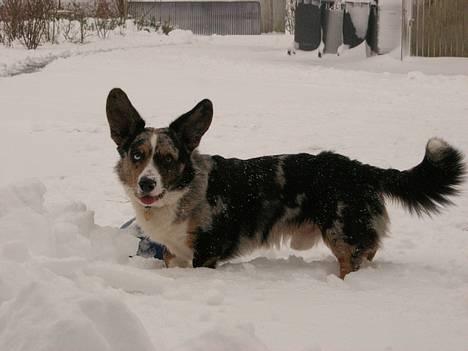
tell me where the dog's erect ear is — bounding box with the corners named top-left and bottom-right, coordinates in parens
top-left (169, 99), bottom-right (213, 153)
top-left (106, 88), bottom-right (145, 153)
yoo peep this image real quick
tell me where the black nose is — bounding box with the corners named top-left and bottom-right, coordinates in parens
top-left (139, 177), bottom-right (156, 193)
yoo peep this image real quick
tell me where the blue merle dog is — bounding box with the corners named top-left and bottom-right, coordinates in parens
top-left (106, 88), bottom-right (465, 278)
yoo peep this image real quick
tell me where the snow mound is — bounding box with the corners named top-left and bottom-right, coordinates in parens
top-left (173, 324), bottom-right (268, 351)
top-left (0, 181), bottom-right (136, 260)
top-left (0, 181), bottom-right (156, 351)
top-left (0, 282), bottom-right (156, 351)
top-left (168, 29), bottom-right (195, 44)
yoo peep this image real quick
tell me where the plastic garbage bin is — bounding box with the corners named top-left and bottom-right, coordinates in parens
top-left (294, 0), bottom-right (322, 51)
top-left (343, 1), bottom-right (370, 48)
top-left (322, 2), bottom-right (344, 54)
top-left (366, 0), bottom-right (402, 54)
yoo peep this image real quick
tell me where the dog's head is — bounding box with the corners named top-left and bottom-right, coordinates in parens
top-left (106, 88), bottom-right (213, 208)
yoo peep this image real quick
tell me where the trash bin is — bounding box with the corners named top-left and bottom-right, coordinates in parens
top-left (322, 1), bottom-right (344, 54)
top-left (294, 0), bottom-right (322, 51)
top-left (343, 1), bottom-right (370, 49)
top-left (366, 0), bottom-right (401, 54)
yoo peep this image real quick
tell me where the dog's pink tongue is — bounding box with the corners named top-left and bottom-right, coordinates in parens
top-left (140, 196), bottom-right (156, 205)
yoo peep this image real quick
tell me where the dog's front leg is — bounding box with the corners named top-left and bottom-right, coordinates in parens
top-left (163, 250), bottom-right (191, 268)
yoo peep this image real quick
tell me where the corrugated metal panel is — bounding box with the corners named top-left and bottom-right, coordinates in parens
top-left (128, 1), bottom-right (261, 35)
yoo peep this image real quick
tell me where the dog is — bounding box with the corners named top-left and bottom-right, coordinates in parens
top-left (106, 88), bottom-right (465, 278)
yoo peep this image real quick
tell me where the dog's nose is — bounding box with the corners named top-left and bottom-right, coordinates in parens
top-left (138, 177), bottom-right (156, 193)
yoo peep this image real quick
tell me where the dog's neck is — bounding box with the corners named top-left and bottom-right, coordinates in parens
top-left (173, 151), bottom-right (212, 221)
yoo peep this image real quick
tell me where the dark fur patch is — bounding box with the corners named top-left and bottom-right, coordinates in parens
top-left (154, 129), bottom-right (195, 191)
top-left (192, 146), bottom-right (464, 277)
top-left (192, 153), bottom-right (386, 268)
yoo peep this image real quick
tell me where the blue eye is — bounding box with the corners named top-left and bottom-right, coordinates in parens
top-left (132, 151), bottom-right (143, 161)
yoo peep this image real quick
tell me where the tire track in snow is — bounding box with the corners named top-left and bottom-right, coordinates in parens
top-left (0, 33), bottom-right (195, 78)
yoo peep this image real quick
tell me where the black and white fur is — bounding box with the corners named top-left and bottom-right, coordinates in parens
top-left (106, 88), bottom-right (465, 278)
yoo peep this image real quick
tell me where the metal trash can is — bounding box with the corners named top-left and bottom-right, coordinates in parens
top-left (343, 1), bottom-right (370, 48)
top-left (294, 0), bottom-right (322, 51)
top-left (322, 2), bottom-right (344, 54)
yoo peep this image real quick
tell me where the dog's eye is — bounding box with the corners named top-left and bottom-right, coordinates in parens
top-left (164, 155), bottom-right (173, 164)
top-left (131, 151), bottom-right (143, 161)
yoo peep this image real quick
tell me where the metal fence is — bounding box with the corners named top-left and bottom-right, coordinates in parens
top-left (128, 1), bottom-right (261, 35)
top-left (403, 0), bottom-right (468, 57)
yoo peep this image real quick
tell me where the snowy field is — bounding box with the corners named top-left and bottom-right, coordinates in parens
top-left (1, 31), bottom-right (468, 351)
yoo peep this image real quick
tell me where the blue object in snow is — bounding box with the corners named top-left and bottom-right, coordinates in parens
top-left (120, 217), bottom-right (166, 260)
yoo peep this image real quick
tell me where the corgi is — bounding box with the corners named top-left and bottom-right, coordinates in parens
top-left (106, 88), bottom-right (465, 278)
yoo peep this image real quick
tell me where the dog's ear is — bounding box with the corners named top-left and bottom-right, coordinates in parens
top-left (106, 88), bottom-right (145, 153)
top-left (169, 99), bottom-right (213, 153)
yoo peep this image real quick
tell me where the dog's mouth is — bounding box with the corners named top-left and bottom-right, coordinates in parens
top-left (138, 190), bottom-right (166, 206)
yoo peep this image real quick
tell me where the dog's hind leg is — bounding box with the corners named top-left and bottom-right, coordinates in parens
top-left (322, 200), bottom-right (387, 278)
top-left (323, 236), bottom-right (359, 279)
top-left (323, 221), bottom-right (380, 279)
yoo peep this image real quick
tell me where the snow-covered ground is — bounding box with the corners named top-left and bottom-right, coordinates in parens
top-left (1, 32), bottom-right (467, 351)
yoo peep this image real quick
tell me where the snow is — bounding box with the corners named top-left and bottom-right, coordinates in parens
top-left (0, 181), bottom-right (156, 351)
top-left (0, 26), bottom-right (194, 77)
top-left (1, 31), bottom-right (468, 351)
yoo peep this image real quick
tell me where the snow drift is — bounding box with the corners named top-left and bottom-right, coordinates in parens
top-left (0, 181), bottom-right (157, 351)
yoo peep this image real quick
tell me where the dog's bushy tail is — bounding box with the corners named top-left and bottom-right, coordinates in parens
top-left (380, 138), bottom-right (465, 216)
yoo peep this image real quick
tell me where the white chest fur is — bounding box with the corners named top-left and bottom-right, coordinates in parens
top-left (132, 201), bottom-right (194, 265)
